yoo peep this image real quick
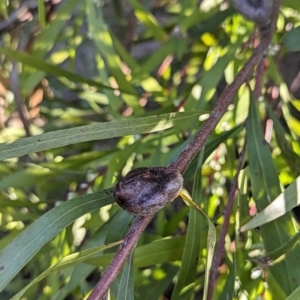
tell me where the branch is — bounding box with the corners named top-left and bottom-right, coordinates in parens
top-left (87, 215), bottom-right (153, 300)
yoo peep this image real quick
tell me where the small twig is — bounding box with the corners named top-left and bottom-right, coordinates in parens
top-left (207, 142), bottom-right (247, 300)
top-left (87, 215), bottom-right (153, 300)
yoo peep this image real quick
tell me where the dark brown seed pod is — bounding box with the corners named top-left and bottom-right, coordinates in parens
top-left (113, 167), bottom-right (183, 216)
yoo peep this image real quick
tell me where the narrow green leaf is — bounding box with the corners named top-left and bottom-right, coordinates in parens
top-left (11, 241), bottom-right (121, 300)
top-left (20, 0), bottom-right (83, 94)
top-left (219, 253), bottom-right (235, 300)
top-left (86, 236), bottom-right (192, 268)
top-left (0, 150), bottom-right (112, 191)
top-left (286, 285), bottom-right (300, 300)
top-left (105, 210), bottom-right (134, 251)
top-left (52, 264), bottom-right (94, 300)
top-left (85, 0), bottom-right (128, 87)
top-left (281, 26), bottom-right (300, 52)
top-left (0, 48), bottom-right (119, 92)
top-left (0, 189), bottom-right (114, 292)
top-left (178, 0), bottom-right (198, 23)
top-left (267, 104), bottom-right (300, 174)
top-left (246, 98), bottom-right (300, 296)
top-left (180, 6), bottom-right (233, 33)
top-left (133, 39), bottom-right (176, 81)
top-left (267, 272), bottom-right (288, 299)
top-left (267, 231), bottom-right (300, 262)
top-left (117, 251), bottom-right (134, 300)
top-left (52, 215), bottom-right (119, 300)
top-left (171, 150), bottom-right (205, 299)
top-left (0, 0), bottom-right (8, 19)
top-left (93, 54), bottom-right (123, 115)
top-left (185, 41), bottom-right (241, 111)
top-left (38, 0), bottom-right (46, 30)
top-left (240, 176), bottom-right (300, 232)
top-left (178, 191), bottom-right (216, 300)
top-left (85, 0), bottom-right (141, 113)
top-left (128, 0), bottom-right (168, 43)
top-left (0, 167), bottom-right (58, 191)
top-left (141, 265), bottom-right (179, 300)
top-left (0, 111), bottom-right (202, 161)
top-left (177, 287), bottom-right (195, 300)
top-left (283, 0), bottom-right (300, 10)
top-left (111, 33), bottom-right (164, 94)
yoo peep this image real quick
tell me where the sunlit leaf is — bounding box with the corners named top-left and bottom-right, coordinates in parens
top-left (171, 150), bottom-right (205, 299)
top-left (0, 189), bottom-right (114, 292)
top-left (37, 0), bottom-right (46, 30)
top-left (240, 176), bottom-right (300, 231)
top-left (11, 241), bottom-right (122, 300)
top-left (20, 0), bottom-right (83, 94)
top-left (128, 0), bottom-right (168, 43)
top-left (178, 191), bottom-right (216, 300)
top-left (86, 236), bottom-right (192, 268)
top-left (0, 48), bottom-right (117, 92)
top-left (246, 97), bottom-right (300, 296)
top-left (0, 111), bottom-right (202, 161)
top-left (0, 0), bottom-right (7, 19)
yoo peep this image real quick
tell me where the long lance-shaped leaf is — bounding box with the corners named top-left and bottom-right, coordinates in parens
top-left (171, 150), bottom-right (205, 299)
top-left (246, 97), bottom-right (300, 296)
top-left (20, 0), bottom-right (82, 94)
top-left (0, 111), bottom-right (202, 161)
top-left (85, 0), bottom-right (140, 112)
top-left (10, 241), bottom-right (122, 300)
top-left (0, 189), bottom-right (114, 292)
top-left (86, 236), bottom-right (190, 267)
top-left (286, 285), bottom-right (300, 300)
top-left (128, 0), bottom-right (168, 43)
top-left (267, 231), bottom-right (300, 262)
top-left (117, 250), bottom-right (134, 300)
top-left (178, 191), bottom-right (216, 300)
top-left (248, 231), bottom-right (300, 273)
top-left (240, 176), bottom-right (300, 232)
top-left (0, 48), bottom-right (118, 92)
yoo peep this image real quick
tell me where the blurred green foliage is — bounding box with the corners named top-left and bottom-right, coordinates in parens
top-left (0, 0), bottom-right (300, 299)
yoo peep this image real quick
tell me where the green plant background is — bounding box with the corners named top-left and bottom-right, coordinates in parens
top-left (0, 0), bottom-right (300, 299)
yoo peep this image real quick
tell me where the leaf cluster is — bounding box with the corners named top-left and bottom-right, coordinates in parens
top-left (0, 1), bottom-right (300, 299)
